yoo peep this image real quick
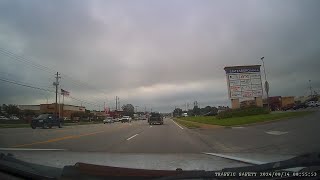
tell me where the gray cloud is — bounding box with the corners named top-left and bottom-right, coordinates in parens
top-left (0, 0), bottom-right (319, 112)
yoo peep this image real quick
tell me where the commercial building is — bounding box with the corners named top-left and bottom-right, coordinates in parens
top-left (18, 103), bottom-right (85, 118)
top-left (18, 105), bottom-right (41, 114)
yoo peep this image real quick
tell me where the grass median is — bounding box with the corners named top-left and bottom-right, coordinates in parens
top-left (176, 111), bottom-right (313, 127)
top-left (174, 119), bottom-right (201, 128)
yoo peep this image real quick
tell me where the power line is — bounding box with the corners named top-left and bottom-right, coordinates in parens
top-left (0, 48), bottom-right (56, 74)
top-left (0, 72), bottom-right (54, 90)
top-left (0, 77), bottom-right (101, 107)
top-left (68, 96), bottom-right (100, 107)
top-left (0, 77), bottom-right (55, 93)
top-left (0, 47), bottom-right (109, 104)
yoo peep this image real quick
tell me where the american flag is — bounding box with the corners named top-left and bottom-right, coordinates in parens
top-left (104, 107), bottom-right (110, 114)
top-left (61, 89), bottom-right (70, 96)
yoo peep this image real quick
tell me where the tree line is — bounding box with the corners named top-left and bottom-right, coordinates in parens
top-left (173, 105), bottom-right (229, 117)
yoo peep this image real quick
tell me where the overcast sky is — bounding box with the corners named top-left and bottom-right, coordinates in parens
top-left (0, 0), bottom-right (319, 112)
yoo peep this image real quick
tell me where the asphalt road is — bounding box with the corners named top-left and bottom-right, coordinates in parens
top-left (0, 118), bottom-right (211, 153)
top-left (1, 110), bottom-right (320, 155)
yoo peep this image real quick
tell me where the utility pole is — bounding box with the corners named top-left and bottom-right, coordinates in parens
top-left (53, 72), bottom-right (60, 117)
top-left (309, 80), bottom-right (313, 97)
top-left (118, 98), bottom-right (120, 110)
top-left (115, 96), bottom-right (118, 110)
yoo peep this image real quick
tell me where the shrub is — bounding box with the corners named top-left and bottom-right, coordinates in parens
top-left (217, 106), bottom-right (269, 119)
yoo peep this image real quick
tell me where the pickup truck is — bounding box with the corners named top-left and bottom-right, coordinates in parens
top-left (148, 113), bottom-right (163, 125)
top-left (31, 114), bottom-right (63, 129)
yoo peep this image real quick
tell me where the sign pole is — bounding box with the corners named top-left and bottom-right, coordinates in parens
top-left (261, 57), bottom-right (270, 110)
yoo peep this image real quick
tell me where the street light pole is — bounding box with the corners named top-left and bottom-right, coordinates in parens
top-left (309, 80), bottom-right (313, 97)
top-left (261, 57), bottom-right (270, 110)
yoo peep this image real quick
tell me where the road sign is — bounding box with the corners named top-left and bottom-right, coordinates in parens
top-left (224, 65), bottom-right (263, 99)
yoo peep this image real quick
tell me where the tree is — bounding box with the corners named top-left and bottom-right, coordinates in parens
top-left (122, 104), bottom-right (135, 117)
top-left (187, 109), bottom-right (194, 116)
top-left (173, 108), bottom-right (182, 117)
top-left (23, 110), bottom-right (36, 116)
top-left (193, 106), bottom-right (201, 116)
top-left (3, 104), bottom-right (20, 115)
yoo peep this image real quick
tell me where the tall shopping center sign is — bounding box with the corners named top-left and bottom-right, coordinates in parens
top-left (224, 65), bottom-right (264, 109)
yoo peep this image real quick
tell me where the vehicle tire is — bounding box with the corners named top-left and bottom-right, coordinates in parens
top-left (31, 124), bottom-right (36, 129)
top-left (58, 122), bottom-right (63, 128)
top-left (43, 123), bottom-right (48, 129)
top-left (49, 124), bottom-right (52, 128)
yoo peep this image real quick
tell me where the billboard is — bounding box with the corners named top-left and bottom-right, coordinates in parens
top-left (224, 65), bottom-right (263, 99)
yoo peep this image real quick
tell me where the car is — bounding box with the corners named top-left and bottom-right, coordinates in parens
top-left (141, 115), bottom-right (147, 120)
top-left (306, 101), bottom-right (319, 107)
top-left (120, 116), bottom-right (131, 123)
top-left (63, 117), bottom-right (71, 121)
top-left (31, 114), bottom-right (64, 129)
top-left (0, 116), bottom-right (9, 120)
top-left (103, 117), bottom-right (114, 124)
top-left (148, 112), bottom-right (163, 125)
top-left (112, 118), bottom-right (120, 122)
top-left (282, 104), bottom-right (295, 111)
top-left (292, 103), bottom-right (308, 110)
top-left (10, 116), bottom-right (20, 120)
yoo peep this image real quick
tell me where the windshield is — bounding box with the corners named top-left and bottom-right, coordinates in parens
top-left (150, 113), bottom-right (161, 117)
top-left (0, 0), bottom-right (319, 172)
top-left (35, 114), bottom-right (48, 119)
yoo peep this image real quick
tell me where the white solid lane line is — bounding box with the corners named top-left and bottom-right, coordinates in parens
top-left (126, 134), bottom-right (139, 141)
top-left (171, 119), bottom-right (184, 130)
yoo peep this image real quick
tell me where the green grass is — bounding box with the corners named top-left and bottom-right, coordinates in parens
top-left (174, 119), bottom-right (201, 128)
top-left (179, 111), bottom-right (313, 126)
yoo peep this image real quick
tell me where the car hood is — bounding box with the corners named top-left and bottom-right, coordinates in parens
top-left (0, 150), bottom-right (297, 171)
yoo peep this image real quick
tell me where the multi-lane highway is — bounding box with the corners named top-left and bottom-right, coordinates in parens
top-left (1, 110), bottom-right (320, 155)
top-left (0, 118), bottom-right (211, 153)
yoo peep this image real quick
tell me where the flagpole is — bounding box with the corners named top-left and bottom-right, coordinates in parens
top-left (58, 91), bottom-right (61, 118)
top-left (62, 94), bottom-right (64, 118)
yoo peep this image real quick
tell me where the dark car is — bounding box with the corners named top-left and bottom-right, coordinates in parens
top-left (282, 103), bottom-right (295, 111)
top-left (293, 103), bottom-right (307, 110)
top-left (31, 114), bottom-right (63, 129)
top-left (148, 112), bottom-right (163, 125)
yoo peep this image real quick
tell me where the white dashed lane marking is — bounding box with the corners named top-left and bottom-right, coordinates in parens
top-left (265, 131), bottom-right (288, 135)
top-left (126, 134), bottom-right (139, 141)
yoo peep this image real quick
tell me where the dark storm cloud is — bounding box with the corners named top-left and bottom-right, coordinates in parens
top-left (0, 0), bottom-right (319, 111)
